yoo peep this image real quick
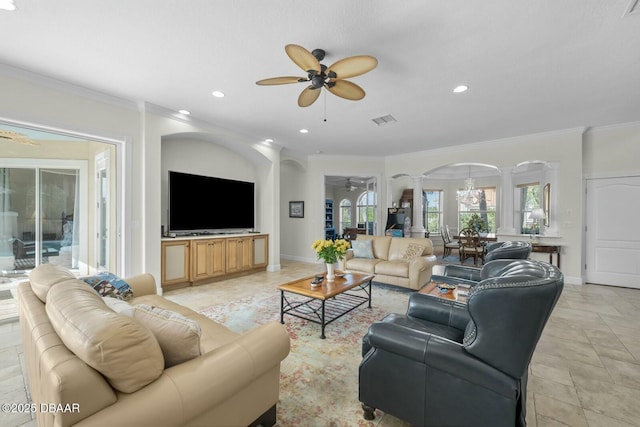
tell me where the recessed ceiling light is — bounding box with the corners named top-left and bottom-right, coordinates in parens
top-left (453, 85), bottom-right (469, 93)
top-left (264, 138), bottom-right (273, 143)
top-left (178, 109), bottom-right (190, 115)
top-left (299, 129), bottom-right (309, 134)
top-left (0, 0), bottom-right (16, 11)
top-left (212, 91), bottom-right (225, 98)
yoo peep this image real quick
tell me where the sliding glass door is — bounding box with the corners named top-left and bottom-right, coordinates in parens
top-left (1, 122), bottom-right (121, 278)
top-left (0, 161), bottom-right (87, 273)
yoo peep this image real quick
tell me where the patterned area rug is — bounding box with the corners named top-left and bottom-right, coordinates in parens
top-left (437, 254), bottom-right (483, 267)
top-left (199, 283), bottom-right (412, 426)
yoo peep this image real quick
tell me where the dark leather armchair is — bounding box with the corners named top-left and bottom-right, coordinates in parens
top-left (359, 260), bottom-right (563, 427)
top-left (432, 242), bottom-right (533, 287)
top-left (485, 240), bottom-right (532, 262)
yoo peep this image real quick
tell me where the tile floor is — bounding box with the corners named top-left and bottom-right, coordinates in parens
top-left (1, 260), bottom-right (640, 426)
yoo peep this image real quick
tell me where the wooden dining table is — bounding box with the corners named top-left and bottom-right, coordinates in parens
top-left (453, 233), bottom-right (497, 243)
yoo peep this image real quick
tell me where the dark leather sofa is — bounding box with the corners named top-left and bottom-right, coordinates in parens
top-left (359, 259), bottom-right (563, 426)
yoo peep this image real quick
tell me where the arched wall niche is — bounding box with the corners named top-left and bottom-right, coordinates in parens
top-left (388, 160), bottom-right (559, 238)
top-left (162, 131), bottom-right (272, 166)
top-left (422, 162), bottom-right (501, 180)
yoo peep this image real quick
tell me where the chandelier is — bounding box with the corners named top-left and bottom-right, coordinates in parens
top-left (457, 167), bottom-right (480, 206)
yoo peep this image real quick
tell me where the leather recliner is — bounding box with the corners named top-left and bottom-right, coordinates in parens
top-left (431, 241), bottom-right (533, 287)
top-left (359, 259), bottom-right (563, 427)
top-left (485, 240), bottom-right (532, 262)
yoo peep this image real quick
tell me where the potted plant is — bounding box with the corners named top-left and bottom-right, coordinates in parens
top-left (467, 213), bottom-right (488, 234)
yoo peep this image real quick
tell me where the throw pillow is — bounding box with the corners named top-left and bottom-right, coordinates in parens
top-left (83, 272), bottom-right (133, 301)
top-left (46, 280), bottom-right (164, 393)
top-left (29, 264), bottom-right (77, 303)
top-left (133, 304), bottom-right (203, 368)
top-left (351, 240), bottom-right (375, 259)
top-left (402, 243), bottom-right (425, 261)
top-left (103, 297), bottom-right (135, 317)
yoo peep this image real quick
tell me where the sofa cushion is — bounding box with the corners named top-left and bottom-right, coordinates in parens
top-left (402, 243), bottom-right (425, 261)
top-left (133, 304), bottom-right (203, 368)
top-left (29, 263), bottom-right (77, 303)
top-left (132, 294), bottom-right (240, 353)
top-left (388, 237), bottom-right (432, 261)
top-left (82, 271), bottom-right (134, 301)
top-left (103, 297), bottom-right (136, 317)
top-left (375, 260), bottom-right (410, 278)
top-left (345, 257), bottom-right (382, 274)
top-left (352, 240), bottom-right (375, 259)
top-left (46, 280), bottom-right (164, 393)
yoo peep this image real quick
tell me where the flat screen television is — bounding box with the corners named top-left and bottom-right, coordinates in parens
top-left (169, 171), bottom-right (255, 232)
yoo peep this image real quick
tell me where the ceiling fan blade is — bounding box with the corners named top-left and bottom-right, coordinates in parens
top-left (285, 44), bottom-right (321, 74)
top-left (327, 55), bottom-right (378, 79)
top-left (256, 76), bottom-right (305, 85)
top-left (298, 86), bottom-right (321, 107)
top-left (0, 130), bottom-right (39, 145)
top-left (326, 80), bottom-right (365, 101)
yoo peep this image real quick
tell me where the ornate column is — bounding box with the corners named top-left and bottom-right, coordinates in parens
top-left (497, 166), bottom-right (516, 235)
top-left (411, 176), bottom-right (426, 237)
top-left (543, 162), bottom-right (559, 237)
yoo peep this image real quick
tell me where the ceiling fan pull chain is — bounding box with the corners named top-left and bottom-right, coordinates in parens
top-left (323, 90), bottom-right (327, 122)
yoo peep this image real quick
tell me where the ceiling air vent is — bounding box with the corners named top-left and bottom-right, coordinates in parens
top-left (371, 114), bottom-right (397, 126)
top-left (624, 0), bottom-right (639, 16)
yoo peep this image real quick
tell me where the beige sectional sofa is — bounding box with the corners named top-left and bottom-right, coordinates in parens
top-left (17, 264), bottom-right (290, 427)
top-left (338, 235), bottom-right (437, 290)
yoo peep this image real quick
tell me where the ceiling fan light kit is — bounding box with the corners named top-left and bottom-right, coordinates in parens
top-left (256, 44), bottom-right (377, 107)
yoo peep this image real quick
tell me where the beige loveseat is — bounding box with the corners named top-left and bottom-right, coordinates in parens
top-left (338, 235), bottom-right (437, 290)
top-left (17, 264), bottom-right (290, 427)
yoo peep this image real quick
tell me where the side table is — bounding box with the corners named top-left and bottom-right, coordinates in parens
top-left (531, 243), bottom-right (561, 268)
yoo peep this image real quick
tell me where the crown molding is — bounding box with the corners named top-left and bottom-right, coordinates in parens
top-left (0, 62), bottom-right (138, 111)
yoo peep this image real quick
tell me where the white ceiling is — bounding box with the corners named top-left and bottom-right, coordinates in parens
top-left (1, 1), bottom-right (639, 158)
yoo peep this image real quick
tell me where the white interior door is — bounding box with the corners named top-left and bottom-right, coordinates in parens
top-left (586, 176), bottom-right (640, 288)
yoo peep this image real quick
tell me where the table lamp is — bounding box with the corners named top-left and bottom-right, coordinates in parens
top-left (530, 208), bottom-right (546, 243)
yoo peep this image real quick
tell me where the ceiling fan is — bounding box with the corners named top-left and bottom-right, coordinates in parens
top-left (256, 44), bottom-right (378, 107)
top-left (0, 130), bottom-right (38, 146)
top-left (345, 178), bottom-right (362, 192)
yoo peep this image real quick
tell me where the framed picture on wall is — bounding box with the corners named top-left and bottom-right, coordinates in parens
top-left (289, 201), bottom-right (304, 218)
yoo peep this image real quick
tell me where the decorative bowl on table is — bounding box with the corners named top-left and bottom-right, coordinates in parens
top-left (436, 283), bottom-right (456, 295)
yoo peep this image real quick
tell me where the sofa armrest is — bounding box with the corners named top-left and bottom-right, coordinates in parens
top-left (441, 265), bottom-right (482, 282)
top-left (125, 273), bottom-right (158, 296)
top-left (365, 322), bottom-right (515, 399)
top-left (406, 292), bottom-right (469, 330)
top-left (367, 321), bottom-right (437, 363)
top-left (78, 322), bottom-right (290, 427)
top-left (429, 274), bottom-right (479, 288)
top-left (339, 250), bottom-right (354, 270)
top-left (162, 321), bottom-right (290, 415)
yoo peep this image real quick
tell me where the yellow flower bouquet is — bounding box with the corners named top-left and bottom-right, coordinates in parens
top-left (311, 239), bottom-right (350, 264)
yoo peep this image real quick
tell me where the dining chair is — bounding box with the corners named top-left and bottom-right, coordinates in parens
top-left (441, 225), bottom-right (459, 258)
top-left (458, 227), bottom-right (485, 266)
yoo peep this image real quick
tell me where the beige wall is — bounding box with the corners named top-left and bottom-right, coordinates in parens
top-left (583, 123), bottom-right (640, 177)
top-left (384, 129), bottom-right (584, 283)
top-left (3, 68), bottom-right (639, 286)
top-left (1, 71), bottom-right (280, 286)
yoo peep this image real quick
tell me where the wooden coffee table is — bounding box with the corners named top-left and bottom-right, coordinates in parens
top-left (279, 272), bottom-right (374, 339)
top-left (419, 281), bottom-right (471, 303)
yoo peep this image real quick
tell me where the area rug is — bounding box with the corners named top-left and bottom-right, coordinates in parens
top-left (437, 254), bottom-right (482, 267)
top-left (198, 283), bottom-right (412, 426)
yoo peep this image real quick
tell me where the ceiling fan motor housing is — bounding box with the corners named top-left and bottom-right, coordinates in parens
top-left (311, 48), bottom-right (326, 61)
